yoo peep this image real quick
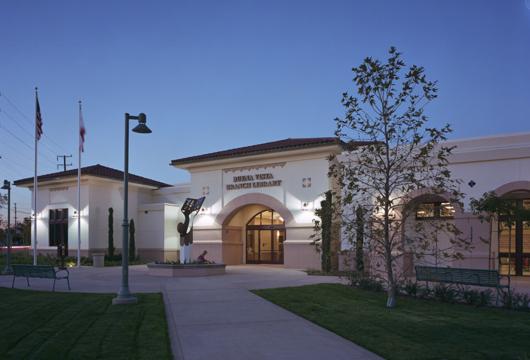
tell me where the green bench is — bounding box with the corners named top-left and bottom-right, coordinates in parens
top-left (415, 265), bottom-right (508, 301)
top-left (12, 264), bottom-right (71, 291)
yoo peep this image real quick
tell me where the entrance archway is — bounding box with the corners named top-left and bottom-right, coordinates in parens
top-left (218, 193), bottom-right (293, 265)
top-left (246, 209), bottom-right (285, 264)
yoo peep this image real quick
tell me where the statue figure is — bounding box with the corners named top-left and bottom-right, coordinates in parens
top-left (177, 197), bottom-right (205, 263)
top-left (197, 250), bottom-right (210, 264)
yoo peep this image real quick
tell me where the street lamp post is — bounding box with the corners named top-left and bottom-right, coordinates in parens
top-left (2, 180), bottom-right (12, 274)
top-left (112, 113), bottom-right (151, 305)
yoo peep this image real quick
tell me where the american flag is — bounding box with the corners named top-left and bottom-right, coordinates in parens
top-left (35, 93), bottom-right (43, 140)
top-left (79, 103), bottom-right (86, 152)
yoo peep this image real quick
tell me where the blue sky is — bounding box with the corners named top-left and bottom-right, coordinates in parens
top-left (1, 0), bottom-right (529, 216)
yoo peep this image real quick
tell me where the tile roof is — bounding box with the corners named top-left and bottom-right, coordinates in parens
top-left (170, 137), bottom-right (347, 166)
top-left (13, 164), bottom-right (171, 188)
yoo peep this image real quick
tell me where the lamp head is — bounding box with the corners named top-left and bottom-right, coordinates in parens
top-left (132, 123), bottom-right (152, 134)
top-left (132, 113), bottom-right (152, 133)
top-left (1, 180), bottom-right (10, 190)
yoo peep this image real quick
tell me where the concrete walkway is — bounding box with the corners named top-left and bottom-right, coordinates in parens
top-left (0, 265), bottom-right (382, 360)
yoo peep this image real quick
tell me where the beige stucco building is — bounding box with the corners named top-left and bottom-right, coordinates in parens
top-left (13, 133), bottom-right (530, 280)
top-left (15, 138), bottom-right (342, 269)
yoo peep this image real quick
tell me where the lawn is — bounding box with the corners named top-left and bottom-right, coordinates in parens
top-left (0, 288), bottom-right (172, 360)
top-left (253, 284), bottom-right (530, 360)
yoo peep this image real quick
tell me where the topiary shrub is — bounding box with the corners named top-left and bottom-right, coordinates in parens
top-left (108, 207), bottom-right (115, 257)
top-left (129, 219), bottom-right (136, 261)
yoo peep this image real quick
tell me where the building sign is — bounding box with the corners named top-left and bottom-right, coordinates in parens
top-left (226, 173), bottom-right (282, 191)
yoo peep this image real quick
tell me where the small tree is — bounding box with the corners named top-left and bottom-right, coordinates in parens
top-left (108, 207), bottom-right (114, 257)
top-left (21, 217), bottom-right (31, 245)
top-left (333, 47), bottom-right (469, 308)
top-left (312, 191), bottom-right (333, 272)
top-left (129, 219), bottom-right (136, 261)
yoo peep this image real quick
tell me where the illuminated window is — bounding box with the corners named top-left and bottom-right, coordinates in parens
top-left (498, 196), bottom-right (530, 276)
top-left (415, 202), bottom-right (454, 219)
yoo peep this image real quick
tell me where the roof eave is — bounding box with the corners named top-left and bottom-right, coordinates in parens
top-left (170, 143), bottom-right (343, 170)
top-left (14, 174), bottom-right (166, 189)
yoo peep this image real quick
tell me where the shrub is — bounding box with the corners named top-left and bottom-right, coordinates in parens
top-left (108, 207), bottom-right (114, 257)
top-left (479, 289), bottom-right (494, 307)
top-left (346, 271), bottom-right (363, 287)
top-left (502, 291), bottom-right (530, 311)
top-left (357, 277), bottom-right (384, 292)
top-left (512, 293), bottom-right (530, 311)
top-left (417, 285), bottom-right (433, 299)
top-left (129, 219), bottom-right (136, 262)
top-left (433, 284), bottom-right (458, 303)
top-left (347, 271), bottom-right (383, 292)
top-left (462, 288), bottom-right (481, 306)
top-left (401, 280), bottom-right (419, 297)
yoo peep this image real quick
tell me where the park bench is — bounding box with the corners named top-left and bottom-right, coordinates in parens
top-left (415, 265), bottom-right (508, 302)
top-left (12, 264), bottom-right (71, 292)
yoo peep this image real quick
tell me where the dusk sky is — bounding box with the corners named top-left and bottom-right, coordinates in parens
top-left (1, 0), bottom-right (529, 217)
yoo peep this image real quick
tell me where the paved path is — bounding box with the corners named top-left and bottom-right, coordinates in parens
top-left (0, 265), bottom-right (382, 360)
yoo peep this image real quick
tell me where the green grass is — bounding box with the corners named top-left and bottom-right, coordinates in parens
top-left (0, 288), bottom-right (172, 360)
top-left (253, 284), bottom-right (530, 360)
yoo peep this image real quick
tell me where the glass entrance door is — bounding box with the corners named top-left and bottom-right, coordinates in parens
top-left (246, 210), bottom-right (285, 264)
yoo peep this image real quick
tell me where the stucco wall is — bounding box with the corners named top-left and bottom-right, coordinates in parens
top-left (175, 154), bottom-right (332, 269)
top-left (30, 182), bottom-right (90, 255)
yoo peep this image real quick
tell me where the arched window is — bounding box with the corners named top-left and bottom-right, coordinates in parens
top-left (498, 191), bottom-right (530, 276)
top-left (246, 210), bottom-right (284, 226)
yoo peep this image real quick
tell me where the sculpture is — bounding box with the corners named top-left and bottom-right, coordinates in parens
top-left (177, 197), bottom-right (205, 263)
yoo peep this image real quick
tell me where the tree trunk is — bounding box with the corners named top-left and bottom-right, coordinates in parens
top-left (386, 280), bottom-right (396, 308)
top-left (355, 207), bottom-right (364, 273)
top-left (385, 252), bottom-right (397, 308)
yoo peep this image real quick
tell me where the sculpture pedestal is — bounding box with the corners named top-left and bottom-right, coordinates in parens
top-left (179, 244), bottom-right (193, 263)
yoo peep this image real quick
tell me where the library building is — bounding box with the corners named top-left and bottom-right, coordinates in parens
top-left (13, 133), bottom-right (530, 283)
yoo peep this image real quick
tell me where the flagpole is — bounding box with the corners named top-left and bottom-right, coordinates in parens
top-left (77, 101), bottom-right (82, 267)
top-left (33, 87), bottom-right (38, 265)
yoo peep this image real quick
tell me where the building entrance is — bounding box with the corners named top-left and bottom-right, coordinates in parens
top-left (246, 210), bottom-right (285, 264)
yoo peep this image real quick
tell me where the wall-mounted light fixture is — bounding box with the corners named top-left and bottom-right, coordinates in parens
top-left (301, 201), bottom-right (314, 211)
